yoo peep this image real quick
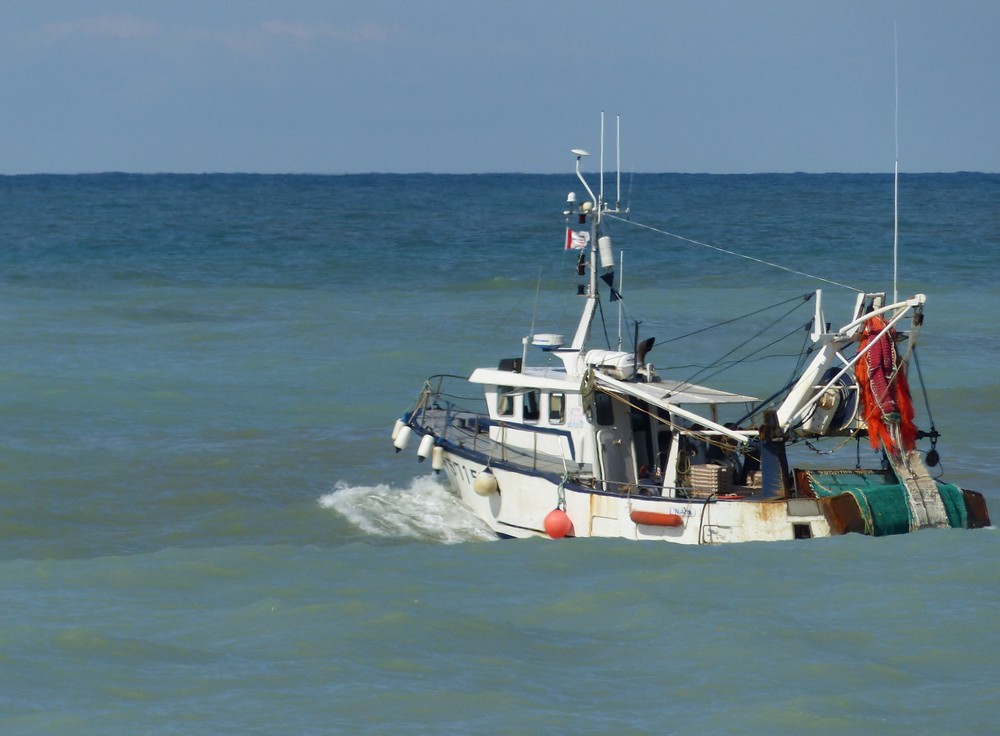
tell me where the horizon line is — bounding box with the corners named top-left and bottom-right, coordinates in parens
top-left (1, 169), bottom-right (996, 177)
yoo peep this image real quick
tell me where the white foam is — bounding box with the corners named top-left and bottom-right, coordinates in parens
top-left (319, 475), bottom-right (497, 544)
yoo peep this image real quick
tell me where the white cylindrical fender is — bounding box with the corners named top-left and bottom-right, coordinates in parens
top-left (431, 446), bottom-right (445, 473)
top-left (391, 418), bottom-right (405, 441)
top-left (416, 433), bottom-right (435, 462)
top-left (393, 425), bottom-right (412, 452)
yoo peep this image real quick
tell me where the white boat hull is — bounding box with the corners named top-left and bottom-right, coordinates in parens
top-left (439, 446), bottom-right (833, 544)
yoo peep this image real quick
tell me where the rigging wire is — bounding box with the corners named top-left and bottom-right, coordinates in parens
top-left (784, 317), bottom-right (820, 390)
top-left (605, 213), bottom-right (863, 292)
top-left (732, 323), bottom-right (823, 430)
top-left (670, 299), bottom-right (814, 395)
top-left (910, 348), bottom-right (936, 430)
top-left (592, 278), bottom-right (816, 401)
top-left (599, 388), bottom-right (749, 454)
top-left (595, 291), bottom-right (614, 349)
top-left (657, 292), bottom-right (813, 346)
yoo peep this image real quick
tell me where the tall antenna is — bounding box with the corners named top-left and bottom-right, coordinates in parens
top-left (599, 111), bottom-right (605, 207)
top-left (893, 24), bottom-right (899, 304)
top-left (616, 115), bottom-right (621, 210)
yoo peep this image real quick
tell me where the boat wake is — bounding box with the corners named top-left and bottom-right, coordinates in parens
top-left (319, 476), bottom-right (497, 544)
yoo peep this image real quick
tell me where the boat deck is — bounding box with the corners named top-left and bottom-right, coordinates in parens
top-left (411, 405), bottom-right (766, 498)
top-left (413, 406), bottom-right (593, 480)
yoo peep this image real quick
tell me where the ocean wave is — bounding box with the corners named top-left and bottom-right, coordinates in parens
top-left (319, 476), bottom-right (497, 545)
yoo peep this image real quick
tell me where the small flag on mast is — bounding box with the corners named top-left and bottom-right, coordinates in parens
top-left (565, 228), bottom-right (590, 250)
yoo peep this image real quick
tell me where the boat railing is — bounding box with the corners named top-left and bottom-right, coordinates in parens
top-left (587, 475), bottom-right (732, 502)
top-left (489, 422), bottom-right (577, 476)
top-left (411, 374), bottom-right (490, 446)
top-left (417, 374), bottom-right (488, 412)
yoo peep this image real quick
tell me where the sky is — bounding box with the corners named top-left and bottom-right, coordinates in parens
top-left (1, 1), bottom-right (997, 174)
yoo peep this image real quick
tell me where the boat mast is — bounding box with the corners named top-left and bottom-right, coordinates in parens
top-left (569, 115), bottom-right (625, 355)
top-left (569, 148), bottom-right (599, 351)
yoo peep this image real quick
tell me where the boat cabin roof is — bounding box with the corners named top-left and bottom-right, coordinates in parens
top-left (622, 378), bottom-right (757, 406)
top-left (468, 366), bottom-right (575, 392)
top-left (469, 365), bottom-right (756, 405)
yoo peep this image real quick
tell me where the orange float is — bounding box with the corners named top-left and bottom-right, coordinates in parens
top-left (630, 510), bottom-right (684, 527)
top-left (544, 508), bottom-right (573, 538)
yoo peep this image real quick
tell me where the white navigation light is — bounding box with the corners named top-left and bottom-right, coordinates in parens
top-left (565, 191), bottom-right (577, 215)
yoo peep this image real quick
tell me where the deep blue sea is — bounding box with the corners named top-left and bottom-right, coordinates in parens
top-left (1, 172), bottom-right (997, 734)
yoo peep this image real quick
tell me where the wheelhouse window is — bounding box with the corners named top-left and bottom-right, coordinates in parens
top-left (522, 389), bottom-right (541, 422)
top-left (549, 393), bottom-right (565, 424)
top-left (497, 387), bottom-right (515, 417)
top-left (594, 393), bottom-right (615, 426)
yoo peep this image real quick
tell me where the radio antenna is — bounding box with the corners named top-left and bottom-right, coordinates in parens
top-left (893, 24), bottom-right (900, 304)
top-left (599, 111), bottom-right (605, 208)
top-left (616, 115), bottom-right (621, 211)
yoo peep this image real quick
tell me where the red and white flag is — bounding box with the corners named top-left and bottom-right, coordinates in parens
top-left (565, 228), bottom-right (590, 250)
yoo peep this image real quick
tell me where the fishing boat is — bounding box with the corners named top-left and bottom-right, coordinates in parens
top-left (390, 126), bottom-right (991, 544)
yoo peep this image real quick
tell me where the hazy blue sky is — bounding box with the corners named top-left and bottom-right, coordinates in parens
top-left (2, 1), bottom-right (996, 174)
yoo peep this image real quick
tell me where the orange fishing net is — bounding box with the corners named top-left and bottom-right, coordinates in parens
top-left (855, 315), bottom-right (916, 454)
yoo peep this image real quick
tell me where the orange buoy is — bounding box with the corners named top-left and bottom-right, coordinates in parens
top-left (630, 510), bottom-right (684, 527)
top-left (544, 508), bottom-right (573, 539)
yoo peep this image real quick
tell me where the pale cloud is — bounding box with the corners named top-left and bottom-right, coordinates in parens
top-left (37, 15), bottom-right (390, 59)
top-left (44, 14), bottom-right (159, 42)
top-left (212, 19), bottom-right (393, 59)
top-left (257, 20), bottom-right (390, 44)
top-left (258, 20), bottom-right (333, 41)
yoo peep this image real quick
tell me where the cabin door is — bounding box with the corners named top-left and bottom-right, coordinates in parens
top-left (593, 392), bottom-right (640, 493)
top-left (596, 429), bottom-right (632, 492)
top-left (629, 402), bottom-right (656, 482)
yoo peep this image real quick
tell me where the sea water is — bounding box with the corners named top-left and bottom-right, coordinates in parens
top-left (0, 172), bottom-right (997, 734)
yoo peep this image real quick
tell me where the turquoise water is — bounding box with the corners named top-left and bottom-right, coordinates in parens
top-left (1, 173), bottom-right (997, 733)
